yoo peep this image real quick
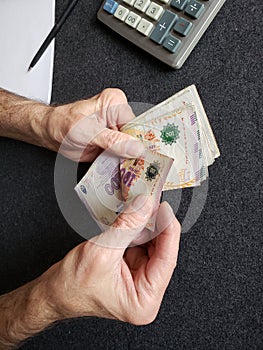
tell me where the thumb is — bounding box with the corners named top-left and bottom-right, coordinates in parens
top-left (93, 128), bottom-right (146, 158)
top-left (91, 195), bottom-right (153, 255)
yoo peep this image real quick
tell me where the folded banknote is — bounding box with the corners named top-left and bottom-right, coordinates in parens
top-left (75, 150), bottom-right (173, 231)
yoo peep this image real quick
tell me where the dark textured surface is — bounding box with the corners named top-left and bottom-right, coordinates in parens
top-left (0, 0), bottom-right (262, 349)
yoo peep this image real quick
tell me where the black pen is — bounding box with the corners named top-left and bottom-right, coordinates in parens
top-left (28, 0), bottom-right (79, 71)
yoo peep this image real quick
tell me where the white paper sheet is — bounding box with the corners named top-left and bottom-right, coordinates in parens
top-left (0, 0), bottom-right (55, 104)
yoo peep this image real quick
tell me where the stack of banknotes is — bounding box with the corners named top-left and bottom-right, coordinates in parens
top-left (75, 85), bottom-right (220, 231)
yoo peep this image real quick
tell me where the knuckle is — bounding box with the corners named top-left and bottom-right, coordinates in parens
top-left (102, 129), bottom-right (128, 150)
top-left (101, 88), bottom-right (127, 102)
top-left (105, 130), bottom-right (121, 147)
top-left (114, 214), bottom-right (131, 230)
top-left (114, 212), bottom-right (144, 230)
top-left (129, 211), bottom-right (147, 228)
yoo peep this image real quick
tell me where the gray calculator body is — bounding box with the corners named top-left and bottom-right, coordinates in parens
top-left (98, 0), bottom-right (226, 69)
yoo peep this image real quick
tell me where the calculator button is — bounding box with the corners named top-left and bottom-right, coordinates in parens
top-left (174, 17), bottom-right (192, 36)
top-left (103, 0), bottom-right (118, 14)
top-left (137, 18), bottom-right (154, 36)
top-left (146, 2), bottom-right (164, 21)
top-left (123, 0), bottom-right (136, 6)
top-left (170, 0), bottom-right (188, 11)
top-left (163, 35), bottom-right (181, 53)
top-left (125, 11), bottom-right (141, 28)
top-left (150, 10), bottom-right (177, 44)
top-left (114, 5), bottom-right (130, 21)
top-left (185, 1), bottom-right (204, 19)
top-left (134, 0), bottom-right (151, 13)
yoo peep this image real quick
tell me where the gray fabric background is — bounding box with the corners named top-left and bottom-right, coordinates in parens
top-left (0, 0), bottom-right (262, 349)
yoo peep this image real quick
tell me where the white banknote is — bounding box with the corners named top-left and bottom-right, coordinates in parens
top-left (121, 104), bottom-right (207, 189)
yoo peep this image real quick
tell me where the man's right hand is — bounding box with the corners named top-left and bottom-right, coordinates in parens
top-left (40, 195), bottom-right (181, 324)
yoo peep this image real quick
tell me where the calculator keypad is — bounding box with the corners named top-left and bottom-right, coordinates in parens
top-left (100, 0), bottom-right (226, 68)
top-left (103, 0), bottom-right (206, 46)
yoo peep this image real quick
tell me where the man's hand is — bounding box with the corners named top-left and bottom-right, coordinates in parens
top-left (0, 196), bottom-right (181, 348)
top-left (42, 196), bottom-right (181, 324)
top-left (0, 88), bottom-right (145, 161)
top-left (43, 88), bottom-right (145, 161)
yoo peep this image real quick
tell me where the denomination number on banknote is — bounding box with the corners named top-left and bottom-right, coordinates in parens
top-left (105, 171), bottom-right (121, 196)
top-left (104, 167), bottom-right (137, 196)
top-left (120, 168), bottom-right (137, 188)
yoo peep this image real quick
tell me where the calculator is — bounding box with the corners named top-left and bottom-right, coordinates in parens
top-left (97, 0), bottom-right (226, 69)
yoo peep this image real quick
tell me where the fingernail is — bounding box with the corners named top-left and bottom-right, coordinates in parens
top-left (124, 140), bottom-right (146, 158)
top-left (161, 201), bottom-right (175, 219)
top-left (131, 194), bottom-right (153, 217)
